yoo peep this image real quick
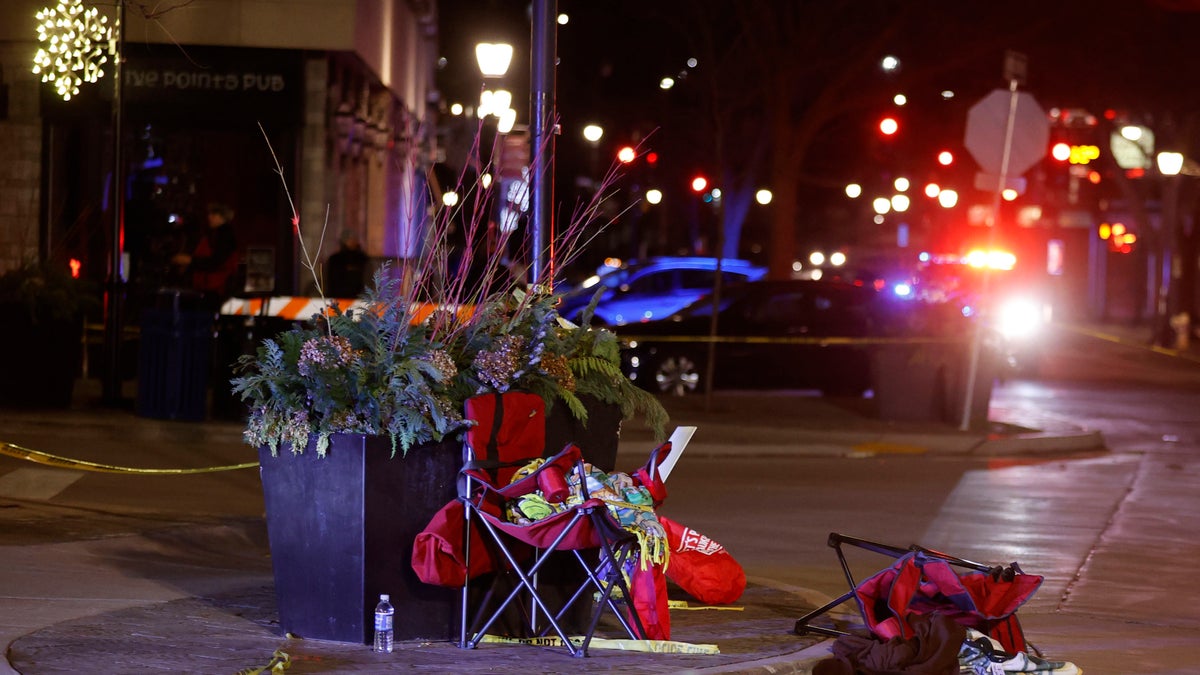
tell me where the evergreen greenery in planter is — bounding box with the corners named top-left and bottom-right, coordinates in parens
top-left (231, 132), bottom-right (667, 457)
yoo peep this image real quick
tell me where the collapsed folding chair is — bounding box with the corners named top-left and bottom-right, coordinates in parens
top-left (457, 392), bottom-right (671, 657)
top-left (793, 532), bottom-right (1043, 655)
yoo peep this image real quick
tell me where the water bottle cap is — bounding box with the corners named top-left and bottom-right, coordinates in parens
top-left (380, 594), bottom-right (389, 601)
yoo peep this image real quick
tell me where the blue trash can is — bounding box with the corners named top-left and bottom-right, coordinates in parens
top-left (136, 290), bottom-right (213, 421)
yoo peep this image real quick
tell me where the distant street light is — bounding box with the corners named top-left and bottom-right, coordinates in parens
top-left (646, 189), bottom-right (663, 205)
top-left (845, 183), bottom-right (862, 198)
top-left (1158, 151), bottom-right (1184, 176)
top-left (582, 124), bottom-right (603, 143)
top-left (475, 42), bottom-right (513, 78)
top-left (755, 189), bottom-right (773, 205)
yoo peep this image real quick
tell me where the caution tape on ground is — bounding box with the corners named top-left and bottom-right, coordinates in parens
top-left (0, 442), bottom-right (259, 474)
top-left (478, 633), bottom-right (720, 654)
top-left (235, 649), bottom-right (290, 674)
top-left (667, 599), bottom-right (744, 611)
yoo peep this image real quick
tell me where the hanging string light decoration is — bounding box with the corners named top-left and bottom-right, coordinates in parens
top-left (31, 0), bottom-right (115, 101)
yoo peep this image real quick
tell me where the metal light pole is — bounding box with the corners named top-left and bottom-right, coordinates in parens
top-left (102, 0), bottom-right (126, 405)
top-left (529, 0), bottom-right (556, 289)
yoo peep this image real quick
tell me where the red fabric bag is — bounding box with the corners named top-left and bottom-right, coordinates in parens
top-left (411, 499), bottom-right (495, 587)
top-left (660, 516), bottom-right (746, 604)
top-left (629, 562), bottom-right (671, 640)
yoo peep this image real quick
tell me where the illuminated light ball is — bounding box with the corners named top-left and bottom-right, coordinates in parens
top-left (1098, 223), bottom-right (1112, 240)
top-left (894, 177), bottom-right (909, 192)
top-left (450, 102), bottom-right (464, 116)
top-left (690, 176), bottom-right (708, 192)
top-left (442, 191), bottom-right (460, 207)
top-left (646, 189), bottom-right (663, 205)
top-left (557, 12), bottom-right (568, 24)
top-left (582, 124), bottom-right (603, 142)
top-left (879, 117), bottom-right (899, 136)
top-left (792, 261), bottom-right (803, 272)
top-left (937, 150), bottom-right (953, 166)
top-left (845, 183), bottom-right (862, 198)
top-left (809, 251), bottom-right (826, 266)
top-left (937, 189), bottom-right (958, 208)
top-left (659, 77), bottom-right (675, 90)
top-left (755, 189), bottom-right (773, 205)
top-left (711, 188), bottom-right (722, 201)
top-left (1051, 142), bottom-right (1071, 162)
top-left (829, 251), bottom-right (847, 267)
top-left (480, 173), bottom-right (493, 189)
top-left (872, 197), bottom-right (891, 214)
top-left (811, 269), bottom-right (823, 281)
top-left (1112, 222), bottom-right (1126, 236)
top-left (616, 146), bottom-right (636, 163)
top-left (32, 0), bottom-right (114, 101)
top-left (893, 94), bottom-right (907, 106)
top-left (893, 282), bottom-right (912, 297)
top-left (1001, 188), bottom-right (1018, 201)
top-left (881, 55), bottom-right (899, 72)
top-left (891, 194), bottom-right (910, 212)
top-left (925, 183), bottom-right (941, 198)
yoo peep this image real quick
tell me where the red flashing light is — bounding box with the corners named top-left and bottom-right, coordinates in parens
top-left (69, 258), bottom-right (81, 279)
top-left (879, 117), bottom-right (899, 136)
top-left (645, 151), bottom-right (659, 165)
top-left (690, 176), bottom-right (708, 193)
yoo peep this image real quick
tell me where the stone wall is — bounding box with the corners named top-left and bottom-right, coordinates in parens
top-left (0, 43), bottom-right (41, 273)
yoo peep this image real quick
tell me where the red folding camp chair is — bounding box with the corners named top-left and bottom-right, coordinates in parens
top-left (793, 532), bottom-right (1043, 655)
top-left (456, 392), bottom-right (672, 657)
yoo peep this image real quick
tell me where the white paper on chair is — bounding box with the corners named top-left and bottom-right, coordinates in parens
top-left (657, 426), bottom-right (696, 482)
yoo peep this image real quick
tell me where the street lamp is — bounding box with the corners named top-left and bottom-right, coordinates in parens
top-left (475, 42), bottom-right (513, 78)
top-left (1157, 150), bottom-right (1186, 347)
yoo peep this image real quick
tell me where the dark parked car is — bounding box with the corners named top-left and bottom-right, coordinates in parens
top-left (556, 256), bottom-right (766, 326)
top-left (618, 279), bottom-right (961, 396)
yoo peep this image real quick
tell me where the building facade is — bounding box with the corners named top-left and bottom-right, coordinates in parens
top-left (0, 0), bottom-right (440, 301)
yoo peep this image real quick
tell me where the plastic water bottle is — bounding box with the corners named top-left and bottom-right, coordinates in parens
top-left (373, 593), bottom-right (394, 653)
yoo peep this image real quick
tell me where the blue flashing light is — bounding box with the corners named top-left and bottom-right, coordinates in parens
top-left (893, 282), bottom-right (912, 297)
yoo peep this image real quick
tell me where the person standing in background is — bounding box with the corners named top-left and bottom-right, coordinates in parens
top-left (326, 229), bottom-right (369, 298)
top-left (172, 202), bottom-right (239, 309)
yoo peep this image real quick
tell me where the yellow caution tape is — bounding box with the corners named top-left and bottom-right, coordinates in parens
top-left (478, 633), bottom-right (720, 654)
top-left (667, 599), bottom-right (744, 611)
top-left (235, 648), bottom-right (290, 674)
top-left (620, 334), bottom-right (966, 346)
top-left (0, 441), bottom-right (259, 475)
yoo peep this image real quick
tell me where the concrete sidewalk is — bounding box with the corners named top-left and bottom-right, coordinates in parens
top-left (0, 380), bottom-right (1105, 674)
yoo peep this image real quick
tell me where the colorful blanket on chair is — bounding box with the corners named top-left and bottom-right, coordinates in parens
top-left (506, 459), bottom-right (669, 570)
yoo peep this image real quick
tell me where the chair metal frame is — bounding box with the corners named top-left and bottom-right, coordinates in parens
top-left (793, 532), bottom-right (1016, 640)
top-left (457, 443), bottom-right (652, 657)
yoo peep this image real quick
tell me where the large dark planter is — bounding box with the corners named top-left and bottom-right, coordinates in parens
top-left (258, 434), bottom-right (459, 644)
top-left (544, 394), bottom-right (622, 472)
top-left (870, 344), bottom-right (948, 423)
top-left (870, 342), bottom-right (997, 429)
top-left (0, 312), bottom-right (82, 408)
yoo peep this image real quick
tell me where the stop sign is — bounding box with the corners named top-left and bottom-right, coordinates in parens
top-left (964, 89), bottom-right (1049, 177)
